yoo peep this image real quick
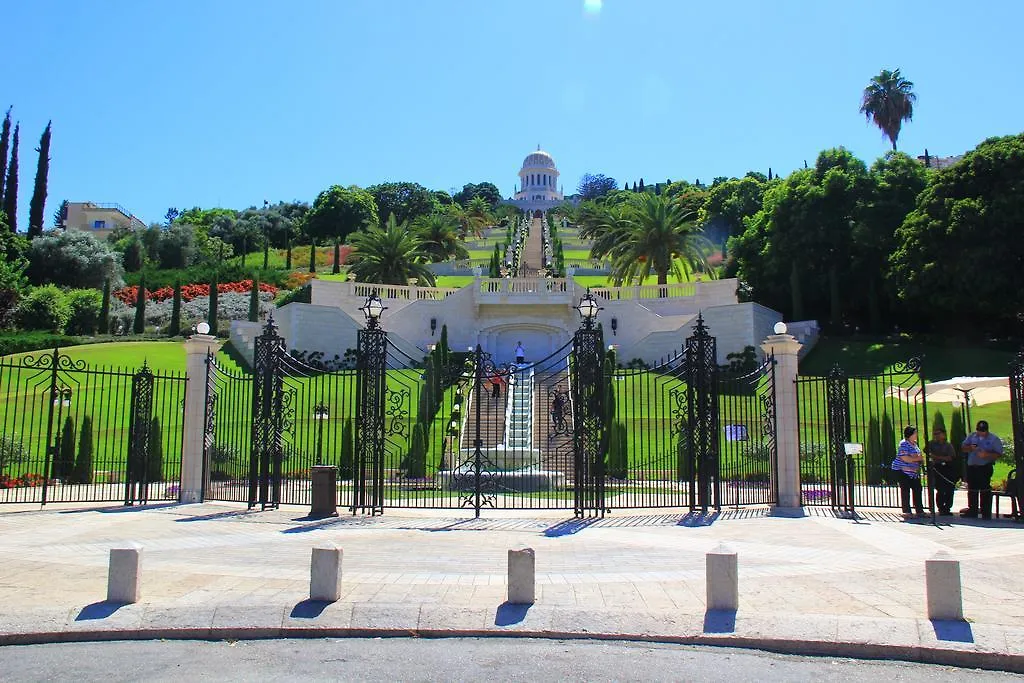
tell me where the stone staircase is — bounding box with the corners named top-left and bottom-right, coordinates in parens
top-left (505, 368), bottom-right (533, 451)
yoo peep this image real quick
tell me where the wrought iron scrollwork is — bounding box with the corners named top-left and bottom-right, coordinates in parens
top-left (685, 314), bottom-right (719, 512)
top-left (125, 362), bottom-right (155, 506)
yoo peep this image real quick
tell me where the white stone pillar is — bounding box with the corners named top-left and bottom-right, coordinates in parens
top-left (107, 545), bottom-right (142, 604)
top-left (761, 330), bottom-right (803, 509)
top-left (181, 333), bottom-right (223, 503)
top-left (926, 552), bottom-right (964, 620)
top-left (310, 544), bottom-right (343, 602)
top-left (507, 548), bottom-right (536, 605)
top-left (706, 544), bottom-right (738, 611)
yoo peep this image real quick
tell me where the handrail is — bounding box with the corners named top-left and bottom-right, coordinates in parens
top-left (320, 277), bottom-right (709, 301)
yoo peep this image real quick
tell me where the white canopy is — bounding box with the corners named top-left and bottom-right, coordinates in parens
top-left (886, 376), bottom-right (1011, 407)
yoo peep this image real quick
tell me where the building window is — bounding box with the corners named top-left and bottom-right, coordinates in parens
top-left (93, 220), bottom-right (106, 229)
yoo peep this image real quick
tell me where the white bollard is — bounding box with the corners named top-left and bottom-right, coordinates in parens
top-left (507, 548), bottom-right (536, 605)
top-left (107, 545), bottom-right (142, 604)
top-left (926, 551), bottom-right (963, 620)
top-left (310, 544), bottom-right (343, 602)
top-left (706, 544), bottom-right (738, 611)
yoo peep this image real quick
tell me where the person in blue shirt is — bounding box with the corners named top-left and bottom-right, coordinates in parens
top-left (961, 419), bottom-right (1003, 519)
top-left (891, 426), bottom-right (926, 518)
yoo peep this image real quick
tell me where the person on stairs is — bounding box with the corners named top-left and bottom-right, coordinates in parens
top-left (514, 341), bottom-right (525, 365)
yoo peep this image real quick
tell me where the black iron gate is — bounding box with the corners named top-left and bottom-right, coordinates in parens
top-left (797, 358), bottom-right (928, 510)
top-left (0, 348), bottom-right (186, 505)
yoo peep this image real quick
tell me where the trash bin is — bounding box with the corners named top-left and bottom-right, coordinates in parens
top-left (309, 465), bottom-right (338, 518)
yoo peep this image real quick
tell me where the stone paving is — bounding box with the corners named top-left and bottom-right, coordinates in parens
top-left (1, 501), bottom-right (1023, 668)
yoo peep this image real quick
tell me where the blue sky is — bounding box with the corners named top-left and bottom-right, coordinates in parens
top-left (4, 0), bottom-right (1023, 228)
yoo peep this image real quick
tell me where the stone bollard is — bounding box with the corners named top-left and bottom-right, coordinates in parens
top-left (507, 548), bottom-right (536, 605)
top-left (926, 551), bottom-right (963, 620)
top-left (310, 544), bottom-right (343, 602)
top-left (706, 544), bottom-right (738, 611)
top-left (107, 545), bottom-right (143, 604)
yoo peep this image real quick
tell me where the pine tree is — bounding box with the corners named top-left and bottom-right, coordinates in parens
top-left (339, 418), bottom-right (354, 480)
top-left (52, 198), bottom-right (68, 229)
top-left (2, 123), bottom-right (18, 233)
top-left (99, 278), bottom-right (111, 335)
top-left (169, 279), bottom-right (181, 335)
top-left (146, 416), bottom-right (164, 484)
top-left (133, 274), bottom-right (146, 334)
top-left (0, 108), bottom-right (11, 202)
top-left (74, 416), bottom-right (94, 484)
top-left (54, 415), bottom-right (76, 480)
top-left (27, 121), bottom-right (51, 238)
top-left (865, 414), bottom-right (883, 485)
top-left (406, 422), bottom-right (427, 478)
top-left (248, 277), bottom-right (259, 322)
top-left (208, 271), bottom-right (219, 336)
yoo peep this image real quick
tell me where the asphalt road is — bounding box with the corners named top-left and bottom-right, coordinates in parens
top-left (0, 637), bottom-right (1017, 682)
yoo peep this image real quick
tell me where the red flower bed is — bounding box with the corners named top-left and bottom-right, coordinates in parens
top-left (114, 280), bottom-right (278, 305)
top-left (0, 473), bottom-right (45, 489)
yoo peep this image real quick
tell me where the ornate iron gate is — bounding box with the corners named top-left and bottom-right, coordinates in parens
top-left (797, 358), bottom-right (928, 510)
top-left (0, 348), bottom-right (186, 505)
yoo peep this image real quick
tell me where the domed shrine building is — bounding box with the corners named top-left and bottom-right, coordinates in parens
top-left (512, 147), bottom-right (565, 216)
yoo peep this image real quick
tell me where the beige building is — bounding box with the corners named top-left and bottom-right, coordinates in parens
top-left (64, 202), bottom-right (146, 240)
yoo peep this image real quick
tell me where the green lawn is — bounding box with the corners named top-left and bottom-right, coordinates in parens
top-left (571, 272), bottom-right (696, 288)
top-left (800, 336), bottom-right (1018, 380)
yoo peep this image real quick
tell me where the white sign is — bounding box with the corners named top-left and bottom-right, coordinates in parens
top-left (843, 443), bottom-right (863, 456)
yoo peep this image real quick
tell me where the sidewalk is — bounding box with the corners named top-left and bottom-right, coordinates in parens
top-left (1, 502), bottom-right (1023, 671)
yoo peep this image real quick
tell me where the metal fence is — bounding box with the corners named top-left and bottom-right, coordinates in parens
top-left (0, 348), bottom-right (186, 504)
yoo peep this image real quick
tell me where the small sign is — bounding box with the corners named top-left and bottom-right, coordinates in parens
top-left (724, 424), bottom-right (748, 442)
top-left (843, 443), bottom-right (863, 455)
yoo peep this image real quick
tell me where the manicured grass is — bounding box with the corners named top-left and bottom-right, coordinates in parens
top-left (433, 276), bottom-right (476, 288)
top-left (571, 272), bottom-right (696, 288)
top-left (800, 336), bottom-right (1018, 380)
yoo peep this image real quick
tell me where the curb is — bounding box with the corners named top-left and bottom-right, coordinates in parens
top-left (2, 626), bottom-right (1021, 673)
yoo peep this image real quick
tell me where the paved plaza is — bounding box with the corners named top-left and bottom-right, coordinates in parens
top-left (1, 501), bottom-right (1023, 670)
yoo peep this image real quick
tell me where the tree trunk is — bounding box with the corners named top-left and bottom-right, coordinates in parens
top-left (332, 239), bottom-right (341, 275)
top-left (286, 238), bottom-right (292, 270)
top-left (309, 241), bottom-right (316, 273)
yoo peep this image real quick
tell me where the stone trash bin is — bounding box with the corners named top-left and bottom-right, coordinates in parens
top-left (310, 465), bottom-right (339, 518)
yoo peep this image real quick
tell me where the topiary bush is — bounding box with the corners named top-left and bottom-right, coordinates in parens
top-left (65, 288), bottom-right (103, 336)
top-left (16, 285), bottom-right (71, 333)
top-left (73, 416), bottom-right (94, 484)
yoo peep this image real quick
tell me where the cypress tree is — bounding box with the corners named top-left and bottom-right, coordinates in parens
top-left (339, 418), bottom-right (354, 480)
top-left (248, 277), bottom-right (260, 322)
top-left (169, 279), bottom-right (181, 335)
top-left (146, 417), bottom-right (164, 484)
top-left (0, 107), bottom-right (10, 202)
top-left (285, 235), bottom-right (292, 270)
top-left (309, 239), bottom-right (316, 273)
top-left (768, 167), bottom-right (774, 181)
top-left (52, 198), bottom-right (68, 229)
top-left (881, 411), bottom-right (897, 484)
top-left (99, 278), bottom-right (111, 335)
top-left (2, 123), bottom-right (18, 233)
top-left (638, 178), bottom-right (645, 192)
top-left (406, 423), bottom-right (427, 478)
top-left (74, 416), bottom-right (94, 484)
top-left (950, 408), bottom-right (967, 456)
top-left (208, 271), bottom-right (219, 336)
top-left (865, 415), bottom-right (883, 485)
top-left (27, 121), bottom-right (51, 238)
top-left (54, 415), bottom-right (76, 480)
top-left (133, 275), bottom-right (146, 334)
top-left (931, 410), bottom-right (947, 436)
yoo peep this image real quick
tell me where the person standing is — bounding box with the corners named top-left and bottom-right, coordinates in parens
top-left (514, 341), bottom-right (526, 365)
top-left (961, 420), bottom-right (1003, 519)
top-left (891, 426), bottom-right (925, 518)
top-left (927, 426), bottom-right (959, 516)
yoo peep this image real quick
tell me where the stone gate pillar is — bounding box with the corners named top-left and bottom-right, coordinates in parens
top-left (181, 332), bottom-right (222, 503)
top-left (761, 326), bottom-right (803, 509)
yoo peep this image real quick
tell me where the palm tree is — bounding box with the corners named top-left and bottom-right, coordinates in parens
top-left (348, 215), bottom-right (437, 286)
top-left (591, 193), bottom-right (712, 286)
top-left (412, 213), bottom-right (469, 263)
top-left (860, 68), bottom-right (916, 151)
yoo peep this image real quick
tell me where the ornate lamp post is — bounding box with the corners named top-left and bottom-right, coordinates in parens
top-left (571, 288), bottom-right (605, 517)
top-left (43, 385), bottom-right (73, 506)
top-left (353, 293), bottom-right (388, 514)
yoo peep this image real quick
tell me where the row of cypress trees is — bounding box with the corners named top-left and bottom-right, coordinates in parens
top-left (0, 107), bottom-right (52, 236)
top-left (116, 273), bottom-right (260, 337)
top-left (51, 415), bottom-right (166, 485)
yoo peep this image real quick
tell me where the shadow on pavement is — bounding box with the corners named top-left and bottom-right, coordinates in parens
top-left (932, 619), bottom-right (974, 643)
top-left (75, 602), bottom-right (128, 621)
top-left (543, 518), bottom-right (598, 537)
top-left (702, 609), bottom-right (736, 634)
top-left (494, 602), bottom-right (531, 626)
top-left (175, 509), bottom-right (261, 523)
top-left (678, 511), bottom-right (719, 527)
top-left (60, 503), bottom-right (182, 515)
top-left (283, 517), bottom-right (351, 534)
top-left (290, 600), bottom-right (331, 619)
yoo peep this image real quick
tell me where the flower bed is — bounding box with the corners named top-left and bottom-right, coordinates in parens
top-left (114, 279), bottom-right (278, 305)
top-left (0, 473), bottom-right (45, 489)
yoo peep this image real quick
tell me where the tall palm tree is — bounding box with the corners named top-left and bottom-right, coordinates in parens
top-left (860, 68), bottom-right (917, 151)
top-left (413, 213), bottom-right (469, 262)
top-left (592, 193), bottom-right (712, 286)
top-left (348, 215), bottom-right (437, 286)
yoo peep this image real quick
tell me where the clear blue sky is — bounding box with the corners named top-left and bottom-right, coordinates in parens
top-left (5, 0), bottom-right (1023, 228)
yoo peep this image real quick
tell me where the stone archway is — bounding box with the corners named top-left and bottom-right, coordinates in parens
top-left (479, 323), bottom-right (569, 365)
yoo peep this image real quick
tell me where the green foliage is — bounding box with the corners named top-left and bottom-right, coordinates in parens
top-left (697, 175), bottom-right (765, 244)
top-left (53, 416), bottom-right (76, 480)
top-left (274, 283), bottom-right (311, 307)
top-left (950, 408), bottom-right (968, 453)
top-left (133, 275), bottom-right (147, 334)
top-left (27, 230), bottom-right (124, 289)
top-left (0, 435), bottom-right (27, 474)
top-left (453, 182), bottom-right (502, 207)
top-left (348, 215), bottom-right (437, 286)
top-left (208, 270), bottom-right (218, 335)
top-left (65, 288), bottom-right (102, 335)
top-left (931, 411), bottom-right (947, 436)
top-left (864, 415), bottom-right (884, 485)
top-left (73, 416), bottom-right (94, 484)
top-left (305, 185), bottom-right (378, 257)
top-left (406, 422), bottom-right (427, 478)
top-left (367, 181), bottom-right (436, 226)
top-left (28, 121), bottom-right (51, 237)
top-left (0, 331), bottom-right (81, 355)
top-left (169, 279), bottom-right (182, 335)
top-left (412, 213), bottom-right (469, 263)
top-left (147, 417), bottom-right (164, 484)
top-left (339, 419), bottom-right (354, 480)
top-left (16, 285), bottom-right (70, 333)
top-left (99, 278), bottom-right (111, 335)
top-left (880, 410), bottom-right (897, 484)
top-left (607, 422), bottom-right (627, 480)
top-left (3, 123), bottom-right (18, 233)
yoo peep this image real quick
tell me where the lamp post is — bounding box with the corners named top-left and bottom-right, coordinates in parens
top-left (44, 385), bottom-right (73, 505)
top-left (313, 402), bottom-right (329, 465)
top-left (353, 293), bottom-right (388, 514)
top-left (571, 287), bottom-right (605, 517)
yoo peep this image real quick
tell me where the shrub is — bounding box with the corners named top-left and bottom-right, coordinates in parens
top-left (16, 285), bottom-right (71, 333)
top-left (65, 289), bottom-right (103, 336)
top-left (0, 435), bottom-right (28, 474)
top-left (405, 422), bottom-right (427, 478)
top-left (606, 422), bottom-right (628, 479)
top-left (73, 416), bottom-right (94, 484)
top-left (147, 417), bottom-right (164, 483)
top-left (275, 283), bottom-right (311, 307)
top-left (339, 419), bottom-right (354, 480)
top-left (27, 230), bottom-right (124, 289)
top-left (0, 331), bottom-right (81, 355)
top-left (53, 416), bottom-right (76, 480)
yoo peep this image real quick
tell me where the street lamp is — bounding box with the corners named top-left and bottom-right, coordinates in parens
top-left (358, 294), bottom-right (386, 329)
top-left (313, 402), bottom-right (329, 465)
top-left (574, 288), bottom-right (602, 329)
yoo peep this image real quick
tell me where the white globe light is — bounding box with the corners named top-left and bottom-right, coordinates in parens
top-left (773, 321), bottom-right (787, 335)
top-left (196, 322), bottom-right (211, 335)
